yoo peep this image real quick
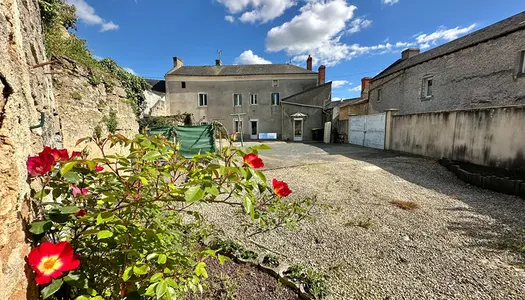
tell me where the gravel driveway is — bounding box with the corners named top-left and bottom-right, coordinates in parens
top-left (201, 142), bottom-right (525, 299)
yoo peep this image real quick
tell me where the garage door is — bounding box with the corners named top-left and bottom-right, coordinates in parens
top-left (349, 113), bottom-right (386, 149)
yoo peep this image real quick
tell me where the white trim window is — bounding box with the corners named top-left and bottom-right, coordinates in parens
top-left (272, 80), bottom-right (279, 87)
top-left (233, 119), bottom-right (243, 133)
top-left (271, 93), bottom-right (280, 106)
top-left (198, 93), bottom-right (208, 107)
top-left (233, 94), bottom-right (243, 107)
top-left (422, 77), bottom-right (433, 99)
top-left (250, 94), bottom-right (258, 105)
top-left (520, 51), bottom-right (525, 74)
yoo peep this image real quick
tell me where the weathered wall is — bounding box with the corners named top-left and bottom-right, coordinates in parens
top-left (370, 29), bottom-right (525, 115)
top-left (165, 75), bottom-right (318, 139)
top-left (390, 106), bottom-right (525, 171)
top-left (339, 100), bottom-right (368, 120)
top-left (0, 0), bottom-right (59, 299)
top-left (52, 58), bottom-right (139, 156)
top-left (282, 83), bottom-right (331, 141)
top-left (143, 89), bottom-right (167, 117)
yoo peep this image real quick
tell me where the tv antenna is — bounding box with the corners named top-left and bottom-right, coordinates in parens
top-left (217, 49), bottom-right (223, 60)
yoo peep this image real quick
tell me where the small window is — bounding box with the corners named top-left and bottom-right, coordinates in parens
top-left (250, 94), bottom-right (258, 105)
top-left (271, 93), bottom-right (280, 106)
top-left (520, 51), bottom-right (525, 75)
top-left (423, 77), bottom-right (433, 99)
top-left (198, 93), bottom-right (208, 107)
top-left (272, 80), bottom-right (279, 87)
top-left (234, 120), bottom-right (243, 133)
top-left (181, 82), bottom-right (186, 89)
top-left (233, 94), bottom-right (243, 107)
top-left (377, 88), bottom-right (383, 102)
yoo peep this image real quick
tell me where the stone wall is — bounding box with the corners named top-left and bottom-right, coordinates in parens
top-left (52, 58), bottom-right (139, 157)
top-left (369, 29), bottom-right (525, 115)
top-left (0, 0), bottom-right (59, 299)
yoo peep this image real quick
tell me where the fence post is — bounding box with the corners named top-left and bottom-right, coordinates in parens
top-left (384, 109), bottom-right (399, 150)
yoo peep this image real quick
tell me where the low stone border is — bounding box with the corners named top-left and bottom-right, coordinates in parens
top-left (439, 158), bottom-right (525, 198)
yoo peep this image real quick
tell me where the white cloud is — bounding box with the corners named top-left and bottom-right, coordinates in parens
top-left (234, 50), bottom-right (272, 64)
top-left (415, 24), bottom-right (476, 45)
top-left (123, 68), bottom-right (137, 75)
top-left (348, 17), bottom-right (372, 34)
top-left (66, 0), bottom-right (119, 32)
top-left (349, 85), bottom-right (361, 92)
top-left (217, 0), bottom-right (296, 24)
top-left (332, 80), bottom-right (350, 88)
top-left (382, 0), bottom-right (399, 5)
top-left (225, 15), bottom-right (235, 23)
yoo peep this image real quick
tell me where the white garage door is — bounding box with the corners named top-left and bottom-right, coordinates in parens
top-left (349, 113), bottom-right (386, 149)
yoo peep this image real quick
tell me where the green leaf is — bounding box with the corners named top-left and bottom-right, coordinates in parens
top-left (146, 253), bottom-right (158, 261)
top-left (63, 171), bottom-right (81, 184)
top-left (143, 151), bottom-right (161, 161)
top-left (133, 263), bottom-right (148, 275)
top-left (195, 262), bottom-right (208, 279)
top-left (64, 272), bottom-right (88, 289)
top-left (138, 176), bottom-right (149, 185)
top-left (29, 220), bottom-right (52, 235)
top-left (123, 266), bottom-right (133, 281)
top-left (75, 296), bottom-right (90, 300)
top-left (60, 161), bottom-right (78, 176)
top-left (205, 185), bottom-right (219, 196)
top-left (255, 171), bottom-right (267, 183)
top-left (97, 230), bottom-right (113, 240)
top-left (60, 206), bottom-right (80, 214)
top-left (243, 196), bottom-right (254, 219)
top-left (184, 187), bottom-right (205, 203)
top-left (48, 213), bottom-right (70, 224)
top-left (157, 254), bottom-right (167, 265)
top-left (150, 273), bottom-right (163, 283)
top-left (145, 283), bottom-right (158, 296)
top-left (34, 189), bottom-right (51, 199)
top-left (165, 278), bottom-right (177, 288)
top-left (155, 280), bottom-right (168, 299)
top-left (218, 254), bottom-right (230, 265)
top-left (96, 212), bottom-right (114, 225)
top-left (41, 279), bottom-right (63, 299)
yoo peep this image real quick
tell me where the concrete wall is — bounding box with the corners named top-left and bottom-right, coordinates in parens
top-left (282, 83), bottom-right (331, 141)
top-left (370, 29), bottom-right (525, 115)
top-left (0, 0), bottom-right (58, 298)
top-left (390, 105), bottom-right (525, 171)
top-left (165, 75), bottom-right (318, 139)
top-left (143, 90), bottom-right (167, 117)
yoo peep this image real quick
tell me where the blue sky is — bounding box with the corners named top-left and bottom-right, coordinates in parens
top-left (67, 0), bottom-right (525, 99)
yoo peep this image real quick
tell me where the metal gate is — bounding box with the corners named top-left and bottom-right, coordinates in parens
top-left (349, 113), bottom-right (386, 149)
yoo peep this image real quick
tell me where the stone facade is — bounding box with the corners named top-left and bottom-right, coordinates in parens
top-left (369, 29), bottom-right (525, 115)
top-left (0, 0), bottom-right (58, 299)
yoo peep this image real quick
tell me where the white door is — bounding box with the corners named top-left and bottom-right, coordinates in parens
top-left (349, 113), bottom-right (386, 149)
top-left (293, 118), bottom-right (303, 142)
top-left (250, 120), bottom-right (258, 140)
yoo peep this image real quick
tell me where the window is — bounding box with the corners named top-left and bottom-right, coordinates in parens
top-left (271, 93), bottom-right (280, 106)
top-left (181, 82), bottom-right (186, 89)
top-left (377, 88), bottom-right (383, 102)
top-left (250, 94), bottom-right (258, 105)
top-left (272, 80), bottom-right (279, 87)
top-left (198, 93), bottom-right (208, 107)
top-left (520, 51), bottom-right (525, 75)
top-left (234, 120), bottom-right (243, 133)
top-left (423, 77), bottom-right (433, 99)
top-left (233, 94), bottom-right (243, 107)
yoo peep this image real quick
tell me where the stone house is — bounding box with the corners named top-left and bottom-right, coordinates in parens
top-left (369, 11), bottom-right (525, 115)
top-left (164, 56), bottom-right (331, 141)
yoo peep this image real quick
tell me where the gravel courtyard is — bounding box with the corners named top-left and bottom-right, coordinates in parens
top-left (202, 142), bottom-right (525, 299)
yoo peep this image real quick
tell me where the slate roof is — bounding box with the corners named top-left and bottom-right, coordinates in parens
top-left (146, 79), bottom-right (166, 93)
top-left (374, 11), bottom-right (525, 80)
top-left (281, 82), bottom-right (332, 103)
top-left (166, 64), bottom-right (316, 77)
top-left (325, 97), bottom-right (359, 109)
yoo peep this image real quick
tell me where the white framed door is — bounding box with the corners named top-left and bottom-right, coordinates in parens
top-left (250, 119), bottom-right (258, 139)
top-left (293, 118), bottom-right (304, 142)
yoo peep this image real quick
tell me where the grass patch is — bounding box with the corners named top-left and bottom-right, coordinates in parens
top-left (391, 200), bottom-right (420, 210)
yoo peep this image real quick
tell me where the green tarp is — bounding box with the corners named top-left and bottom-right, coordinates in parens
top-left (175, 125), bottom-right (216, 158)
top-left (149, 127), bottom-right (175, 139)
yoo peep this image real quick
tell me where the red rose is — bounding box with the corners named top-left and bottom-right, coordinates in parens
top-left (95, 164), bottom-right (104, 172)
top-left (27, 241), bottom-right (80, 285)
top-left (272, 178), bottom-right (292, 198)
top-left (27, 155), bottom-right (53, 176)
top-left (40, 147), bottom-right (69, 163)
top-left (71, 151), bottom-right (82, 159)
top-left (243, 153), bottom-right (264, 169)
top-left (75, 209), bottom-right (87, 217)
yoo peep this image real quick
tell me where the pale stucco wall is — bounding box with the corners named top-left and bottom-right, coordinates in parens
top-left (370, 29), bottom-right (525, 115)
top-left (390, 106), bottom-right (525, 171)
top-left (143, 90), bottom-right (167, 117)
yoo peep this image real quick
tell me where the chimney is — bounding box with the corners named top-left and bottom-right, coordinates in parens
top-left (361, 77), bottom-right (372, 99)
top-left (172, 57), bottom-right (184, 69)
top-left (318, 65), bottom-right (326, 85)
top-left (215, 59), bottom-right (222, 67)
top-left (307, 55), bottom-right (313, 71)
top-left (401, 48), bottom-right (420, 60)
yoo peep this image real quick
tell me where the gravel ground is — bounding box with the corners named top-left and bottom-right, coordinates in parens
top-left (201, 142), bottom-right (525, 299)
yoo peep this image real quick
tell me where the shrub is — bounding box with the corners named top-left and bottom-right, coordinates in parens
top-left (262, 254), bottom-right (280, 268)
top-left (26, 133), bottom-right (313, 299)
top-left (240, 250), bottom-right (258, 260)
top-left (103, 108), bottom-right (118, 134)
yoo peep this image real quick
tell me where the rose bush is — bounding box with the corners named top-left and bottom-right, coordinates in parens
top-left (27, 133), bottom-right (313, 299)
